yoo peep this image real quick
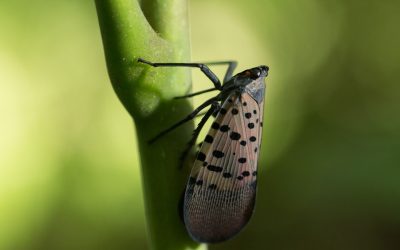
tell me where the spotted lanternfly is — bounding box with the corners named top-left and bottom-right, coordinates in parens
top-left (138, 58), bottom-right (269, 243)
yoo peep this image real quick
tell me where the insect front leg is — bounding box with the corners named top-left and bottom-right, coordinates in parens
top-left (138, 58), bottom-right (223, 90)
top-left (200, 61), bottom-right (237, 83)
top-left (173, 60), bottom-right (237, 99)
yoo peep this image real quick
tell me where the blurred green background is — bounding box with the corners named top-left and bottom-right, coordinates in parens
top-left (1, 0), bottom-right (400, 249)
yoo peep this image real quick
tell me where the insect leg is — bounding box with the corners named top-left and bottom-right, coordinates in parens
top-left (138, 58), bottom-right (222, 89)
top-left (174, 87), bottom-right (218, 99)
top-left (148, 97), bottom-right (218, 144)
top-left (179, 101), bottom-right (220, 164)
top-left (194, 110), bottom-right (207, 118)
top-left (201, 61), bottom-right (237, 83)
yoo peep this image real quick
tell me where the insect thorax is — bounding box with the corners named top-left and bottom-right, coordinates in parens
top-left (221, 75), bottom-right (266, 104)
top-left (245, 78), bottom-right (265, 104)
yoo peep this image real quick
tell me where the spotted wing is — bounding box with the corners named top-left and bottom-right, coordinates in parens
top-left (183, 92), bottom-right (264, 243)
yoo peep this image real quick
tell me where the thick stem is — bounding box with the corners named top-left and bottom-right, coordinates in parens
top-left (95, 0), bottom-right (205, 249)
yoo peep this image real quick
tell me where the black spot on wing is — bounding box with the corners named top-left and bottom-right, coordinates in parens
top-left (238, 158), bottom-right (247, 164)
top-left (207, 165), bottom-right (223, 172)
top-left (230, 132), bottom-right (241, 140)
top-left (223, 172), bottom-right (232, 178)
top-left (220, 125), bottom-right (230, 132)
top-left (211, 122), bottom-right (220, 130)
top-left (204, 135), bottom-right (214, 143)
top-left (242, 171), bottom-right (250, 177)
top-left (212, 150), bottom-right (224, 158)
top-left (197, 152), bottom-right (206, 161)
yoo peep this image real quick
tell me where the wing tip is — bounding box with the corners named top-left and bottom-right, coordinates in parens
top-left (183, 183), bottom-right (257, 243)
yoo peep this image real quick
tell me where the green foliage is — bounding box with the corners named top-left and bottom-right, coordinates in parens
top-left (95, 0), bottom-right (203, 249)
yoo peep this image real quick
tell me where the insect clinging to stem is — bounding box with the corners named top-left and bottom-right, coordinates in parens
top-left (138, 58), bottom-right (269, 243)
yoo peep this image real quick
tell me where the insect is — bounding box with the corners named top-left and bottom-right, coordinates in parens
top-left (138, 58), bottom-right (269, 243)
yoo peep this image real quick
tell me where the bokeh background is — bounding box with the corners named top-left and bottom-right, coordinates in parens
top-left (1, 0), bottom-right (399, 249)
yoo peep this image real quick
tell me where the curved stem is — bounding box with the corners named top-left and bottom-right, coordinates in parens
top-left (95, 0), bottom-right (205, 249)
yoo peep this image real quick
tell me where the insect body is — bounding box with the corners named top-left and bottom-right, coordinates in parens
top-left (138, 58), bottom-right (269, 243)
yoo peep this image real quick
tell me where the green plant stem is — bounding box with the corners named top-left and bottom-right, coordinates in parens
top-left (95, 0), bottom-right (206, 249)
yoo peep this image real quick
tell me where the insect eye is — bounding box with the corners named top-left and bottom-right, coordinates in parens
top-left (249, 69), bottom-right (261, 79)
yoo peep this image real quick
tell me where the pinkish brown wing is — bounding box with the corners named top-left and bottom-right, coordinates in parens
top-left (183, 92), bottom-right (263, 243)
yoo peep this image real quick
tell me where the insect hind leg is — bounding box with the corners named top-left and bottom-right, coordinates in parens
top-left (148, 97), bottom-right (217, 144)
top-left (179, 101), bottom-right (221, 166)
